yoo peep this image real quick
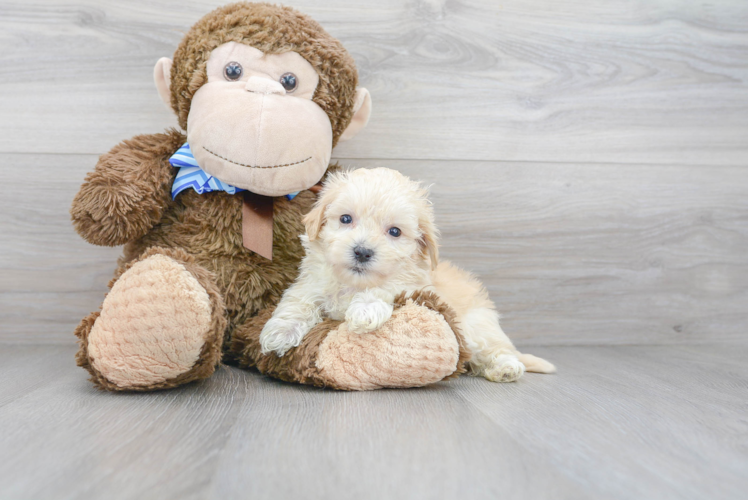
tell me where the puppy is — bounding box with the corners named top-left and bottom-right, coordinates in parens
top-left (260, 168), bottom-right (555, 382)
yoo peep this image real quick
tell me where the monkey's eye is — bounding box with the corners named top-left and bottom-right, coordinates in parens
top-left (224, 62), bottom-right (243, 81)
top-left (388, 227), bottom-right (402, 237)
top-left (279, 72), bottom-right (298, 92)
top-left (340, 214), bottom-right (352, 224)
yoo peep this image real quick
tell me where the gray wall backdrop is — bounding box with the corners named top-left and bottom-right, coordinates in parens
top-left (1, 0), bottom-right (746, 345)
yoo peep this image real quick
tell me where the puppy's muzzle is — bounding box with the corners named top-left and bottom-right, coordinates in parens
top-left (353, 245), bottom-right (375, 263)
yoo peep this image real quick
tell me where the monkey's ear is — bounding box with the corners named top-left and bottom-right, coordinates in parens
top-left (154, 57), bottom-right (173, 108)
top-left (339, 88), bottom-right (372, 142)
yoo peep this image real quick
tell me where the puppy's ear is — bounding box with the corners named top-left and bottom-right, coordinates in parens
top-left (418, 213), bottom-right (440, 271)
top-left (303, 200), bottom-right (327, 241)
top-left (303, 176), bottom-right (340, 240)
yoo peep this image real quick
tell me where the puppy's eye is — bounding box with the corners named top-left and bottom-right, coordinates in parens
top-left (224, 62), bottom-right (243, 81)
top-left (340, 214), bottom-right (353, 224)
top-left (388, 227), bottom-right (401, 237)
top-left (279, 72), bottom-right (298, 92)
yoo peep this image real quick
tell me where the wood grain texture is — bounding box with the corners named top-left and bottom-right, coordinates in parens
top-left (0, 0), bottom-right (746, 164)
top-left (3, 153), bottom-right (746, 345)
top-left (0, 343), bottom-right (745, 499)
top-left (452, 343), bottom-right (748, 500)
top-left (388, 160), bottom-right (748, 345)
top-left (0, 153), bottom-right (120, 343)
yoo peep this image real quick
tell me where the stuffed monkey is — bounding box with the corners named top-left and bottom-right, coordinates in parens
top-left (70, 2), bottom-right (468, 391)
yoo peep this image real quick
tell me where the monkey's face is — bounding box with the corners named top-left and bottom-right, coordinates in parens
top-left (181, 42), bottom-right (331, 196)
top-left (154, 4), bottom-right (371, 199)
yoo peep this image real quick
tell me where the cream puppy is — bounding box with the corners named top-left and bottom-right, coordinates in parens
top-left (260, 168), bottom-right (556, 382)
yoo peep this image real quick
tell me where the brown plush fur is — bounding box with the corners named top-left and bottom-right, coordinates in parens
top-left (70, 129), bottom-right (185, 247)
top-left (170, 2), bottom-right (359, 147)
top-left (231, 306), bottom-right (339, 388)
top-left (75, 247), bottom-right (227, 391)
top-left (230, 290), bottom-right (470, 389)
top-left (121, 160), bottom-right (321, 349)
top-left (71, 130), bottom-right (327, 354)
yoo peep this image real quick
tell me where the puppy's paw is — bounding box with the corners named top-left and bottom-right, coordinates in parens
top-left (482, 354), bottom-right (526, 383)
top-left (260, 318), bottom-right (310, 356)
top-left (345, 297), bottom-right (394, 334)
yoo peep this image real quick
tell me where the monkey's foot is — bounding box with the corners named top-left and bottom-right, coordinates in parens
top-left (232, 290), bottom-right (470, 391)
top-left (75, 248), bottom-right (226, 391)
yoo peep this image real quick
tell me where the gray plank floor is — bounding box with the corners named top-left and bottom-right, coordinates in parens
top-left (2, 1), bottom-right (747, 499)
top-left (1, 343), bottom-right (746, 500)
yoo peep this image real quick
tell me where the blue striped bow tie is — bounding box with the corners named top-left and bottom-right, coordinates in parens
top-left (169, 143), bottom-right (299, 201)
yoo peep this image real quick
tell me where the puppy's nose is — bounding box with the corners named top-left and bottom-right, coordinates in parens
top-left (353, 246), bottom-right (375, 263)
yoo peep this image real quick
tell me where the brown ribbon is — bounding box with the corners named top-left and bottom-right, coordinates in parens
top-left (240, 182), bottom-right (323, 260)
top-left (242, 191), bottom-right (274, 260)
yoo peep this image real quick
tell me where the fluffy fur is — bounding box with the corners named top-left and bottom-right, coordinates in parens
top-left (71, 128), bottom-right (323, 378)
top-left (260, 168), bottom-right (556, 382)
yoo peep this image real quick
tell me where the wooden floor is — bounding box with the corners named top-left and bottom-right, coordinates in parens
top-left (0, 343), bottom-right (746, 500)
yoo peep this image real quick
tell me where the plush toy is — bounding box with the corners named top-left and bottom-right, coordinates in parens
top-left (70, 2), bottom-right (469, 391)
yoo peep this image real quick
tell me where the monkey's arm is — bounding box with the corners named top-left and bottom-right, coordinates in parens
top-left (231, 290), bottom-right (470, 390)
top-left (70, 129), bottom-right (186, 246)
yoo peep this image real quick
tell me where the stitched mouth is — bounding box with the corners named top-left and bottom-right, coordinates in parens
top-left (203, 147), bottom-right (311, 169)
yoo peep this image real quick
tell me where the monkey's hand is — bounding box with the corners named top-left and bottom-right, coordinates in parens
top-left (70, 129), bottom-right (185, 246)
